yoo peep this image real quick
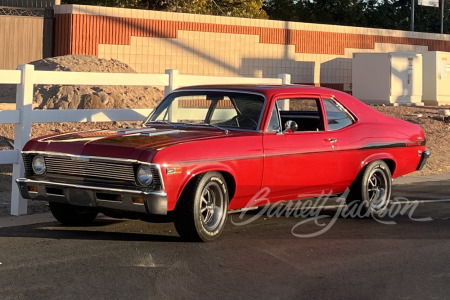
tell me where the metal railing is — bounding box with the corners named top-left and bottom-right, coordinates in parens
top-left (0, 0), bottom-right (58, 9)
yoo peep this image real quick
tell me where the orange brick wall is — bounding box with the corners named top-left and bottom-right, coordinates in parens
top-left (55, 14), bottom-right (450, 57)
top-left (53, 5), bottom-right (450, 91)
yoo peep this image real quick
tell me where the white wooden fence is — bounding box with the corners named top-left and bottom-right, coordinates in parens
top-left (0, 64), bottom-right (291, 216)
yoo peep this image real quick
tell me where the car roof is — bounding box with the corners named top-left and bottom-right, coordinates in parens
top-left (175, 84), bottom-right (337, 96)
top-left (174, 84), bottom-right (385, 122)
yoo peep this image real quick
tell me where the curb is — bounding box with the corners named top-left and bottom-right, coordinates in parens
top-left (0, 212), bottom-right (54, 229)
top-left (394, 172), bottom-right (450, 185)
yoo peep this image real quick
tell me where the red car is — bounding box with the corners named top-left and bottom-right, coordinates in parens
top-left (17, 85), bottom-right (429, 241)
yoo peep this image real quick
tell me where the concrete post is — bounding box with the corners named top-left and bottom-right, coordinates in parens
top-left (164, 69), bottom-right (179, 95)
top-left (165, 69), bottom-right (179, 122)
top-left (278, 74), bottom-right (291, 111)
top-left (278, 73), bottom-right (291, 85)
top-left (11, 64), bottom-right (34, 216)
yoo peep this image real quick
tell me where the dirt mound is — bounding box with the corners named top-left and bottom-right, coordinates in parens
top-left (0, 55), bottom-right (164, 109)
top-left (374, 105), bottom-right (450, 176)
top-left (30, 55), bottom-right (137, 73)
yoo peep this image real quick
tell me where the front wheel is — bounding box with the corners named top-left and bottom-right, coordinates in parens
top-left (346, 160), bottom-right (392, 218)
top-left (174, 172), bottom-right (229, 242)
top-left (49, 202), bottom-right (98, 226)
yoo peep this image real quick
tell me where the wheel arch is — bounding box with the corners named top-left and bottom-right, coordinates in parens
top-left (361, 154), bottom-right (396, 177)
top-left (382, 159), bottom-right (396, 176)
top-left (176, 169), bottom-right (237, 206)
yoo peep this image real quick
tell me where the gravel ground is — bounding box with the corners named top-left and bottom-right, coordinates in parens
top-left (374, 105), bottom-right (450, 175)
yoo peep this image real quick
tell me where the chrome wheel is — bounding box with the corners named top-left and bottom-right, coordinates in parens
top-left (367, 168), bottom-right (389, 211)
top-left (346, 160), bottom-right (392, 218)
top-left (174, 172), bottom-right (229, 242)
top-left (200, 182), bottom-right (225, 231)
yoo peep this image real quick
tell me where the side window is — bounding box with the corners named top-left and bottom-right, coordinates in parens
top-left (323, 99), bottom-right (354, 130)
top-left (277, 98), bottom-right (324, 132)
top-left (267, 103), bottom-right (281, 132)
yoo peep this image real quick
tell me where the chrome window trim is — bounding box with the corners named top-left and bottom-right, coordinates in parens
top-left (329, 97), bottom-right (358, 123)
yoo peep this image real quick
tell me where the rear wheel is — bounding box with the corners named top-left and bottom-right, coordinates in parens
top-left (49, 202), bottom-right (98, 226)
top-left (346, 160), bottom-right (392, 218)
top-left (174, 172), bottom-right (229, 242)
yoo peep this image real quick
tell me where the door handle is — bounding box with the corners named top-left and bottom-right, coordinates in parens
top-left (326, 138), bottom-right (338, 144)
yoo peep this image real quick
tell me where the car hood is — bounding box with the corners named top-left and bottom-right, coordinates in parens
top-left (28, 127), bottom-right (230, 161)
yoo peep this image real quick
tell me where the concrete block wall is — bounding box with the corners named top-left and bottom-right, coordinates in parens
top-left (53, 4), bottom-right (450, 93)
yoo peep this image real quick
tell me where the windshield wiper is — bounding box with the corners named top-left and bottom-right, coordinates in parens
top-left (144, 121), bottom-right (178, 128)
top-left (186, 122), bottom-right (229, 133)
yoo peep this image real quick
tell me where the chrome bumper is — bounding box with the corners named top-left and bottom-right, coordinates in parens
top-left (417, 150), bottom-right (431, 171)
top-left (16, 178), bottom-right (167, 215)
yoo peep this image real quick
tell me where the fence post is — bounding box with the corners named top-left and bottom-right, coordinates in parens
top-left (11, 64), bottom-right (34, 216)
top-left (278, 73), bottom-right (291, 85)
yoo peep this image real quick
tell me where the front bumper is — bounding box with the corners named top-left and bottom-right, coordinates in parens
top-left (16, 178), bottom-right (167, 215)
top-left (417, 150), bottom-right (431, 171)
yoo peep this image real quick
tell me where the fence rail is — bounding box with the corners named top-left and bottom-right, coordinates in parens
top-left (0, 64), bottom-right (290, 216)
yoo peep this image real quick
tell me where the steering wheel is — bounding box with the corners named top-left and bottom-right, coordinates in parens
top-left (230, 115), bottom-right (258, 129)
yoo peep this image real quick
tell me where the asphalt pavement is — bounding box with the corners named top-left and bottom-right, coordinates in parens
top-left (0, 174), bottom-right (448, 299)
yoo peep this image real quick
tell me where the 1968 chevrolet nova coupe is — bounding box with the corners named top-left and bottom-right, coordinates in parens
top-left (17, 85), bottom-right (430, 241)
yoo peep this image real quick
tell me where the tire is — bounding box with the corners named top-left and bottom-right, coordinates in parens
top-left (49, 202), bottom-right (98, 226)
top-left (346, 160), bottom-right (392, 218)
top-left (174, 172), bottom-right (229, 242)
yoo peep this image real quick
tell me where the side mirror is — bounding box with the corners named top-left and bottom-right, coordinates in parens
top-left (284, 120), bottom-right (298, 133)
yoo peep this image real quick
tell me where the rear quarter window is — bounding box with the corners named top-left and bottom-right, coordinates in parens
top-left (323, 99), bottom-right (354, 130)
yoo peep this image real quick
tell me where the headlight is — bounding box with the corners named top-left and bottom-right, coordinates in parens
top-left (136, 165), bottom-right (153, 186)
top-left (32, 155), bottom-right (46, 175)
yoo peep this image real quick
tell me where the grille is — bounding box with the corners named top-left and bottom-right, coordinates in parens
top-left (22, 154), bottom-right (162, 189)
top-left (22, 154), bottom-right (32, 175)
top-left (150, 168), bottom-right (161, 187)
top-left (44, 156), bottom-right (136, 182)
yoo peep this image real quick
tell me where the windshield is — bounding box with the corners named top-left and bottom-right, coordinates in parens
top-left (145, 91), bottom-right (265, 131)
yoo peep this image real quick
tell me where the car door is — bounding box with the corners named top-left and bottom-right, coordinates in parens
top-left (262, 96), bottom-right (343, 202)
top-left (320, 97), bottom-right (359, 191)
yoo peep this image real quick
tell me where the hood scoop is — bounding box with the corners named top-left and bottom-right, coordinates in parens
top-left (116, 128), bottom-right (156, 135)
top-left (116, 128), bottom-right (181, 137)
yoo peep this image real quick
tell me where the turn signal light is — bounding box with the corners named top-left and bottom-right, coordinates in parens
top-left (132, 196), bottom-right (145, 204)
top-left (166, 167), bottom-right (182, 174)
top-left (28, 186), bottom-right (38, 193)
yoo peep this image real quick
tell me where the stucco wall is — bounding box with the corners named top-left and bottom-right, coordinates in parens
top-left (54, 4), bottom-right (450, 92)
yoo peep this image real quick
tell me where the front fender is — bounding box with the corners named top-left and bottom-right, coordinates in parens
top-left (177, 163), bottom-right (237, 200)
top-left (163, 162), bottom-right (238, 211)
